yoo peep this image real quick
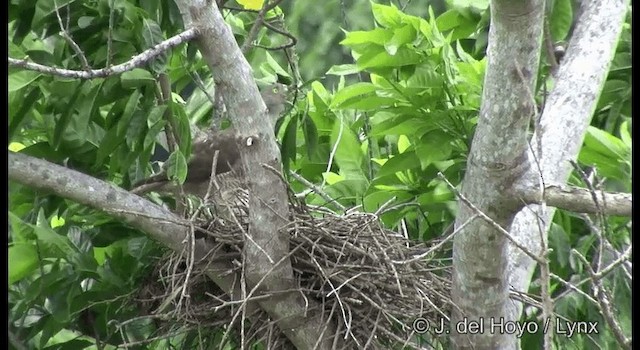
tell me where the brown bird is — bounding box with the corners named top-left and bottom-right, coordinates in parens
top-left (132, 83), bottom-right (289, 220)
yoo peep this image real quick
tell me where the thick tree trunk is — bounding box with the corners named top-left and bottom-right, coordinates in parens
top-left (174, 1), bottom-right (336, 348)
top-left (450, 0), bottom-right (545, 348)
top-left (451, 0), bottom-right (629, 348)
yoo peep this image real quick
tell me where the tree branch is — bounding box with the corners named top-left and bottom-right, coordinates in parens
top-left (521, 185), bottom-right (631, 216)
top-left (8, 151), bottom-right (258, 315)
top-left (175, 1), bottom-right (336, 348)
top-left (8, 28), bottom-right (197, 79)
top-left (507, 0), bottom-right (630, 328)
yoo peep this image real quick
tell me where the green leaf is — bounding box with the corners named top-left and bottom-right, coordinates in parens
top-left (67, 226), bottom-right (93, 254)
top-left (327, 64), bottom-right (361, 76)
top-left (448, 0), bottom-right (490, 12)
top-left (436, 10), bottom-right (462, 32)
top-left (9, 243), bottom-right (39, 285)
top-left (73, 81), bottom-right (104, 143)
top-left (330, 82), bottom-right (377, 109)
top-left (377, 151), bottom-right (421, 177)
top-left (356, 45), bottom-right (423, 69)
top-left (96, 126), bottom-right (124, 165)
top-left (549, 0), bottom-right (573, 41)
top-left (407, 64), bottom-right (445, 88)
top-left (147, 105), bottom-right (168, 127)
top-left (325, 178), bottom-right (369, 203)
top-left (166, 150), bottom-right (188, 184)
top-left (398, 135), bottom-right (411, 153)
top-left (117, 90), bottom-right (142, 137)
top-left (335, 96), bottom-right (399, 111)
top-left (370, 112), bottom-right (431, 136)
top-left (548, 223), bottom-right (570, 269)
top-left (40, 315), bottom-right (65, 348)
top-left (120, 69), bottom-right (155, 89)
top-left (385, 24), bottom-right (417, 55)
top-left (9, 86), bottom-right (40, 138)
top-left (619, 120), bottom-right (631, 148)
top-left (330, 119), bottom-right (366, 181)
top-left (416, 130), bottom-right (453, 169)
top-left (596, 79), bottom-right (630, 110)
top-left (144, 120), bottom-right (167, 151)
top-left (302, 116), bottom-right (319, 158)
top-left (281, 116), bottom-right (298, 175)
top-left (53, 81), bottom-right (87, 149)
top-left (264, 51), bottom-right (291, 77)
top-left (609, 52), bottom-right (631, 72)
top-left (578, 126), bottom-right (630, 180)
top-left (372, 3), bottom-right (403, 28)
top-left (125, 111), bottom-right (148, 150)
top-left (363, 189), bottom-right (413, 213)
top-left (77, 16), bottom-right (94, 29)
top-left (32, 210), bottom-right (77, 259)
top-left (341, 28), bottom-right (393, 47)
top-left (8, 70), bottom-right (41, 92)
top-left (172, 104), bottom-right (193, 157)
top-left (141, 18), bottom-right (167, 73)
top-left (582, 126), bottom-right (628, 159)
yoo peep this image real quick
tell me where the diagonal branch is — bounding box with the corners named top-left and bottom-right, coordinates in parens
top-left (8, 151), bottom-right (258, 316)
top-left (240, 0), bottom-right (285, 54)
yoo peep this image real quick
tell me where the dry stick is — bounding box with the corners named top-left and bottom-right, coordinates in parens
top-left (254, 19), bottom-right (297, 51)
top-left (322, 117), bottom-right (344, 189)
top-left (158, 73), bottom-right (189, 215)
top-left (532, 204), bottom-right (554, 350)
top-left (550, 273), bottom-right (599, 305)
top-left (53, 0), bottom-right (90, 71)
top-left (289, 170), bottom-right (346, 212)
top-left (392, 214), bottom-right (479, 264)
top-left (9, 28), bottom-right (198, 79)
top-left (107, 0), bottom-right (115, 68)
top-left (515, 58), bottom-right (558, 349)
top-left (571, 160), bottom-right (610, 270)
top-left (203, 150), bottom-right (222, 204)
top-left (219, 238), bottom-right (311, 348)
top-left (567, 164), bottom-right (629, 346)
top-left (543, 17), bottom-right (560, 77)
top-left (240, 0), bottom-right (285, 54)
top-left (571, 250), bottom-right (631, 349)
top-left (552, 244), bottom-right (631, 303)
top-left (437, 172), bottom-right (545, 264)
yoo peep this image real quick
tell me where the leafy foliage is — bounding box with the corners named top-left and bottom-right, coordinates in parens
top-left (8, 0), bottom-right (631, 349)
top-left (285, 3), bottom-right (485, 241)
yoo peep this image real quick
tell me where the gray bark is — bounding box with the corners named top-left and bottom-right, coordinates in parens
top-left (174, 1), bottom-right (336, 348)
top-left (450, 1), bottom-right (545, 348)
top-left (451, 0), bottom-right (630, 348)
top-left (8, 152), bottom-right (259, 315)
top-left (507, 0), bottom-right (630, 329)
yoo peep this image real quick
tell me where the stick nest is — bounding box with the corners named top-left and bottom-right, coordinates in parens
top-left (136, 197), bottom-right (454, 349)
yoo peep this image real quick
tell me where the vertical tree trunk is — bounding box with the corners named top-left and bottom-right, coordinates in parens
top-left (450, 1), bottom-right (545, 348)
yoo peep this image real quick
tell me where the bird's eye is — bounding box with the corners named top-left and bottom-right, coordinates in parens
top-left (272, 87), bottom-right (279, 94)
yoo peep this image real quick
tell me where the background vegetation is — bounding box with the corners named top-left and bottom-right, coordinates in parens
top-left (9, 0), bottom-right (631, 348)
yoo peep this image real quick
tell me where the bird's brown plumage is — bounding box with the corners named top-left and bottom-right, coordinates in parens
top-left (131, 83), bottom-right (289, 213)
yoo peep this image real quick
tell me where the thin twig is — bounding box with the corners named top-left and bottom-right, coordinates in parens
top-left (53, 0), bottom-right (91, 70)
top-left (240, 0), bottom-right (285, 54)
top-left (288, 170), bottom-right (346, 212)
top-left (437, 172), bottom-right (545, 264)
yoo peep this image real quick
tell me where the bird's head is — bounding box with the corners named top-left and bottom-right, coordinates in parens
top-left (261, 83), bottom-right (289, 122)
